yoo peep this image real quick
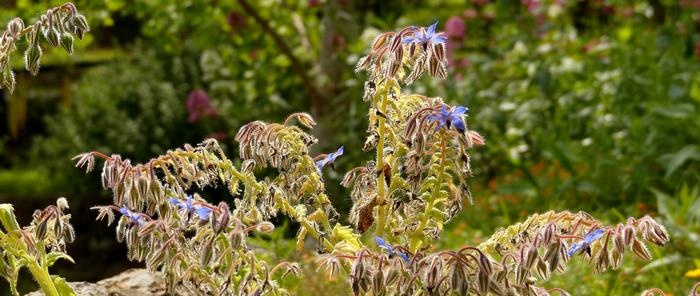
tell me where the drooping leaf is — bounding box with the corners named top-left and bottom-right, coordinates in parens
top-left (46, 252), bottom-right (75, 267)
top-left (52, 276), bottom-right (77, 296)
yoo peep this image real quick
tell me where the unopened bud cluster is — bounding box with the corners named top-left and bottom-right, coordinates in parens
top-left (0, 2), bottom-right (88, 93)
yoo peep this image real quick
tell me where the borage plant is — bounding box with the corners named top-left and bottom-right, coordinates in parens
top-left (76, 22), bottom-right (677, 295)
top-left (0, 198), bottom-right (76, 296)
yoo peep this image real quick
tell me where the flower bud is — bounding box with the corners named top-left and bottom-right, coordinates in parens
top-left (116, 216), bottom-right (128, 242)
top-left (52, 217), bottom-right (64, 237)
top-left (631, 238), bottom-right (652, 261)
top-left (425, 258), bottom-right (441, 292)
top-left (350, 258), bottom-right (366, 295)
top-left (255, 221), bottom-right (275, 233)
top-left (2, 68), bottom-right (15, 93)
top-left (7, 18), bottom-right (24, 36)
top-left (34, 218), bottom-right (48, 241)
top-left (46, 28), bottom-right (60, 47)
top-left (372, 270), bottom-right (385, 296)
top-left (74, 28), bottom-right (85, 40)
top-left (451, 265), bottom-right (468, 295)
top-left (536, 260), bottom-right (550, 280)
top-left (24, 43), bottom-right (42, 76)
top-left (61, 33), bottom-right (73, 54)
top-left (137, 221), bottom-right (158, 237)
top-left (229, 230), bottom-right (244, 250)
top-left (610, 248), bottom-right (623, 269)
top-left (63, 223), bottom-right (75, 243)
top-left (241, 159), bottom-right (255, 173)
top-left (594, 246), bottom-right (610, 274)
top-left (384, 268), bottom-right (400, 286)
top-left (72, 14), bottom-right (89, 32)
top-left (477, 267), bottom-right (490, 295)
top-left (200, 238), bottom-right (214, 266)
top-left (622, 225), bottom-right (635, 247)
top-left (56, 197), bottom-right (69, 211)
top-left (524, 245), bottom-right (538, 270)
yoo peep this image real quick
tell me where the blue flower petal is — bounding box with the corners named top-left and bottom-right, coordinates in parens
top-left (195, 206), bottom-right (213, 220)
top-left (402, 36), bottom-right (417, 44)
top-left (584, 228), bottom-right (605, 243)
top-left (316, 146), bottom-right (344, 171)
top-left (427, 21), bottom-right (438, 36)
top-left (567, 229), bottom-right (606, 257)
top-left (375, 236), bottom-right (387, 247)
top-left (453, 106), bottom-right (469, 115)
top-left (315, 159), bottom-right (328, 171)
top-left (398, 252), bottom-right (410, 263)
top-left (452, 118), bottom-right (466, 133)
top-left (567, 241), bottom-right (584, 257)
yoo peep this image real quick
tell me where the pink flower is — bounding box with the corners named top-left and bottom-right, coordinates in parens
top-left (186, 90), bottom-right (218, 123)
top-left (522, 0), bottom-right (541, 13)
top-left (445, 16), bottom-right (466, 40)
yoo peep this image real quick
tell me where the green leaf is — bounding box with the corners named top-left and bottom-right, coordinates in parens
top-left (45, 252), bottom-right (75, 267)
top-left (0, 204), bottom-right (21, 232)
top-left (658, 145), bottom-right (700, 178)
top-left (650, 188), bottom-right (673, 220)
top-left (52, 276), bottom-right (76, 296)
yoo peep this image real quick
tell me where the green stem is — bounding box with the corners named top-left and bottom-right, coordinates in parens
top-left (27, 242), bottom-right (59, 296)
top-left (26, 259), bottom-right (59, 296)
top-left (410, 131), bottom-right (447, 252)
top-left (275, 195), bottom-right (334, 251)
top-left (374, 86), bottom-right (389, 238)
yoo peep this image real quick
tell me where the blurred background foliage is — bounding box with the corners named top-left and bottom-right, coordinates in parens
top-left (1, 0), bottom-right (700, 294)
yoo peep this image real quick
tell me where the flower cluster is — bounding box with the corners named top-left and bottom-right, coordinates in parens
top-left (356, 22), bottom-right (448, 84)
top-left (0, 198), bottom-right (75, 296)
top-left (0, 2), bottom-right (89, 93)
top-left (76, 111), bottom-right (355, 293)
top-left (327, 210), bottom-right (670, 296)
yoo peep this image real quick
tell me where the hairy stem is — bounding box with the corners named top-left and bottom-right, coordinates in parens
top-left (275, 195), bottom-right (334, 251)
top-left (374, 86), bottom-right (390, 239)
top-left (410, 131), bottom-right (447, 252)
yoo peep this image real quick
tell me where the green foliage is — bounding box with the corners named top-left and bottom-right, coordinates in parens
top-left (30, 52), bottom-right (189, 194)
top-left (439, 1), bottom-right (700, 213)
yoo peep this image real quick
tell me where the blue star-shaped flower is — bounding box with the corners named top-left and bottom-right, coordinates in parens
top-left (375, 236), bottom-right (410, 263)
top-left (402, 22), bottom-right (447, 49)
top-left (427, 106), bottom-right (468, 133)
top-left (315, 146), bottom-right (344, 172)
top-left (567, 228), bottom-right (605, 257)
top-left (119, 207), bottom-right (145, 226)
top-left (169, 195), bottom-right (213, 221)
